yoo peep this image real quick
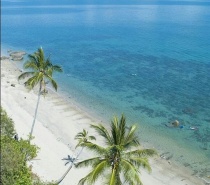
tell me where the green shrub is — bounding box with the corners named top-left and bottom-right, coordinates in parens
top-left (0, 107), bottom-right (56, 185)
top-left (1, 135), bottom-right (37, 185)
top-left (0, 107), bottom-right (15, 137)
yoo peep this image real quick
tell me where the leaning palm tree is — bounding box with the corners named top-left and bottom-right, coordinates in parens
top-left (55, 129), bottom-right (96, 184)
top-left (75, 115), bottom-right (157, 185)
top-left (18, 47), bottom-right (62, 140)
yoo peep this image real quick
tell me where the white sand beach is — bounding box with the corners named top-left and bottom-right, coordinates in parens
top-left (1, 57), bottom-right (205, 185)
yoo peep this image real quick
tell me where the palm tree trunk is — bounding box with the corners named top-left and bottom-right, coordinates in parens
top-left (55, 163), bottom-right (74, 184)
top-left (29, 83), bottom-right (42, 141)
top-left (55, 147), bottom-right (84, 184)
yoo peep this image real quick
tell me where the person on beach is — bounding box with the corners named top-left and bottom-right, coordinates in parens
top-left (14, 133), bottom-right (19, 141)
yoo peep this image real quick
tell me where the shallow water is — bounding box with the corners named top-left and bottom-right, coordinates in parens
top-left (2, 2), bottom-right (210, 178)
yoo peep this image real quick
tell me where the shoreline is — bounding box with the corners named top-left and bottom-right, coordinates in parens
top-left (1, 54), bottom-right (206, 184)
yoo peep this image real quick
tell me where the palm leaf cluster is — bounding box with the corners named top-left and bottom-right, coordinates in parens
top-left (76, 115), bottom-right (156, 185)
top-left (75, 129), bottom-right (96, 148)
top-left (18, 47), bottom-right (62, 92)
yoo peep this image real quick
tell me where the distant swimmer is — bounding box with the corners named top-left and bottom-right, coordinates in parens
top-left (179, 125), bottom-right (184, 129)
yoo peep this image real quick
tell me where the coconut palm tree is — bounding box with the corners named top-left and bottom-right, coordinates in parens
top-left (75, 129), bottom-right (96, 149)
top-left (75, 115), bottom-right (157, 185)
top-left (18, 47), bottom-right (62, 140)
top-left (55, 129), bottom-right (96, 184)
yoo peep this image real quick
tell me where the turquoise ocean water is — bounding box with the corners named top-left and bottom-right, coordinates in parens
top-left (1, 1), bottom-right (210, 178)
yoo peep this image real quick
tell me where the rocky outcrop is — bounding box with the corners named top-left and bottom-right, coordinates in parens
top-left (9, 51), bottom-right (26, 61)
top-left (171, 120), bottom-right (179, 127)
top-left (0, 56), bottom-right (10, 60)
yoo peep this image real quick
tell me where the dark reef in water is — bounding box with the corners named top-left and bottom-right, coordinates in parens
top-left (67, 49), bottom-right (210, 154)
top-left (193, 127), bottom-right (210, 151)
top-left (69, 49), bottom-right (210, 120)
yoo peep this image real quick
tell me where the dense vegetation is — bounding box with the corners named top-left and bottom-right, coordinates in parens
top-left (0, 107), bottom-right (56, 185)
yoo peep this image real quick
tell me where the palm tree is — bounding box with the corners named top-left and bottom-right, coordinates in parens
top-left (75, 115), bottom-right (157, 185)
top-left (18, 47), bottom-right (62, 140)
top-left (55, 129), bottom-right (96, 184)
top-left (75, 129), bottom-right (96, 149)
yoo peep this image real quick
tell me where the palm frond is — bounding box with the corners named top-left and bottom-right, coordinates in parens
top-left (120, 159), bottom-right (142, 185)
top-left (78, 175), bottom-right (88, 185)
top-left (118, 114), bottom-right (126, 145)
top-left (109, 168), bottom-right (117, 185)
top-left (91, 124), bottom-right (112, 145)
top-left (37, 47), bottom-right (45, 65)
top-left (87, 160), bottom-right (108, 184)
top-left (45, 74), bottom-right (58, 91)
top-left (18, 72), bottom-right (35, 80)
top-left (75, 139), bottom-right (85, 148)
top-left (75, 129), bottom-right (88, 139)
top-left (80, 141), bottom-right (107, 155)
top-left (111, 116), bottom-right (119, 145)
top-left (103, 169), bottom-right (122, 185)
top-left (75, 129), bottom-right (96, 148)
top-left (128, 157), bottom-right (151, 172)
top-left (124, 125), bottom-right (140, 148)
top-left (24, 60), bottom-right (39, 71)
top-left (27, 54), bottom-right (39, 67)
top-left (76, 157), bottom-right (101, 169)
top-left (89, 136), bottom-right (96, 140)
top-left (24, 74), bottom-right (41, 89)
top-left (47, 67), bottom-right (53, 77)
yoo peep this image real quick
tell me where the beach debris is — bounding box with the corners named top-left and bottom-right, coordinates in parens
top-left (160, 152), bottom-right (173, 160)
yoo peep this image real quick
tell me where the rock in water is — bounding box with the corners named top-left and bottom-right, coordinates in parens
top-left (171, 120), bottom-right (179, 127)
